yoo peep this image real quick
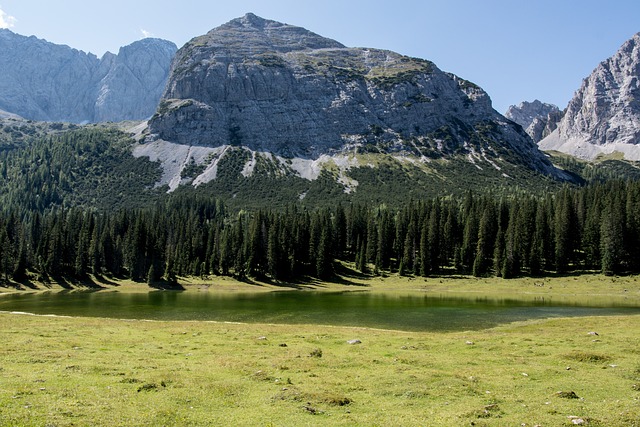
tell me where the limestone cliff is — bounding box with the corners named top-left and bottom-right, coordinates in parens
top-left (0, 29), bottom-right (176, 122)
top-left (505, 100), bottom-right (563, 143)
top-left (539, 33), bottom-right (640, 159)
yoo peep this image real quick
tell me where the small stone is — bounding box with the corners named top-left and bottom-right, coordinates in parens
top-left (521, 373), bottom-right (529, 377)
top-left (566, 366), bottom-right (572, 370)
top-left (466, 341), bottom-right (475, 345)
top-left (257, 336), bottom-right (267, 340)
top-left (347, 339), bottom-right (362, 345)
top-left (587, 331), bottom-right (599, 336)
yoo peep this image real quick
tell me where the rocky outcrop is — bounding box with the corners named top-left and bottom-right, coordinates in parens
top-left (0, 29), bottom-right (176, 122)
top-left (146, 13), bottom-right (562, 182)
top-left (539, 33), bottom-right (640, 159)
top-left (505, 100), bottom-right (563, 142)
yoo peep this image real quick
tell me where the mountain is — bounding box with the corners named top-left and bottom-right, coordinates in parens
top-left (539, 33), bottom-right (640, 160)
top-left (505, 100), bottom-right (563, 143)
top-left (0, 29), bottom-right (177, 123)
top-left (140, 13), bottom-right (569, 196)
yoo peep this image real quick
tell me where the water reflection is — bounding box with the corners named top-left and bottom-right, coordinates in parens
top-left (0, 290), bottom-right (638, 332)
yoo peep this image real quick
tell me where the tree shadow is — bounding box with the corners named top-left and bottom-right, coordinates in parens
top-left (49, 275), bottom-right (106, 290)
top-left (13, 277), bottom-right (40, 290)
top-left (148, 280), bottom-right (186, 291)
top-left (249, 274), bottom-right (310, 290)
top-left (329, 263), bottom-right (371, 287)
top-left (93, 274), bottom-right (120, 287)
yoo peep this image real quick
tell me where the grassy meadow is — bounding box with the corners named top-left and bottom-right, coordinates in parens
top-left (1, 273), bottom-right (640, 426)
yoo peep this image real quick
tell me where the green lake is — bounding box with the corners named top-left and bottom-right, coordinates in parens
top-left (1, 290), bottom-right (639, 332)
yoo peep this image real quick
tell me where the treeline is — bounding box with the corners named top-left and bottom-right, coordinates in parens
top-left (0, 180), bottom-right (639, 285)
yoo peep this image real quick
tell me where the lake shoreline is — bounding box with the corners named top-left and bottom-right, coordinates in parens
top-left (2, 271), bottom-right (639, 301)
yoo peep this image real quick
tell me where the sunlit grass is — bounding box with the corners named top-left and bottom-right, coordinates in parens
top-left (1, 310), bottom-right (639, 426)
top-left (1, 273), bottom-right (640, 425)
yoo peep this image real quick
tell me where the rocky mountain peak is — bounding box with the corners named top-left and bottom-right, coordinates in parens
top-left (0, 31), bottom-right (176, 122)
top-left (505, 100), bottom-right (563, 143)
top-left (193, 13), bottom-right (345, 58)
top-left (539, 32), bottom-right (640, 159)
top-left (505, 100), bottom-right (560, 129)
top-left (140, 14), bottom-right (569, 192)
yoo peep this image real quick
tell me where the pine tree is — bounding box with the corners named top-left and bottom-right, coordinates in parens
top-left (267, 222), bottom-right (279, 279)
top-left (147, 264), bottom-right (158, 285)
top-left (601, 205), bottom-right (624, 276)
top-left (501, 206), bottom-right (520, 279)
top-left (246, 211), bottom-right (266, 277)
top-left (473, 205), bottom-right (495, 277)
top-left (356, 239), bottom-right (367, 274)
top-left (419, 222), bottom-right (429, 276)
top-left (554, 189), bottom-right (576, 273)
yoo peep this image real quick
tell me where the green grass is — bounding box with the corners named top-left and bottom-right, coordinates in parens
top-left (1, 304), bottom-right (639, 426)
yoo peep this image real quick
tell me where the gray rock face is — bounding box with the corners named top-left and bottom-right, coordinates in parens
top-left (148, 13), bottom-right (559, 177)
top-left (505, 100), bottom-right (563, 142)
top-left (539, 33), bottom-right (640, 159)
top-left (0, 29), bottom-right (176, 122)
top-left (94, 38), bottom-right (178, 122)
top-left (527, 109), bottom-right (564, 143)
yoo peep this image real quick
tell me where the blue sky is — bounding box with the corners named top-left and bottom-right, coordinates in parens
top-left (1, 0), bottom-right (639, 113)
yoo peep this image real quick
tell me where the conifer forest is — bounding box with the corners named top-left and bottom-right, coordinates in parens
top-left (0, 179), bottom-right (637, 285)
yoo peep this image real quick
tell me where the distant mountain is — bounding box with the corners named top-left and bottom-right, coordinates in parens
top-left (505, 100), bottom-right (563, 143)
top-left (539, 33), bottom-right (640, 160)
top-left (140, 13), bottom-right (569, 196)
top-left (0, 30), bottom-right (177, 123)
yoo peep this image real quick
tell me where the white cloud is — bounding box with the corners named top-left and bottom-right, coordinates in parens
top-left (0, 7), bottom-right (16, 29)
top-left (140, 29), bottom-right (153, 38)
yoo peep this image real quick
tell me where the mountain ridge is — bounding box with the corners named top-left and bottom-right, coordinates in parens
top-left (539, 32), bottom-right (640, 159)
top-left (0, 29), bottom-right (177, 123)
